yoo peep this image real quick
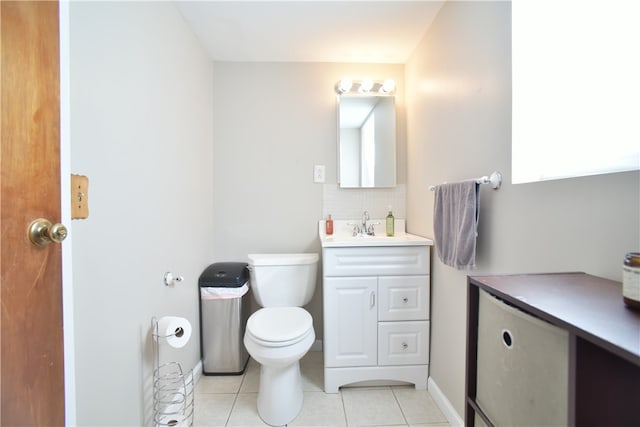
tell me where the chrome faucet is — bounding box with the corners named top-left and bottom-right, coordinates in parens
top-left (348, 211), bottom-right (379, 236)
top-left (361, 211), bottom-right (380, 236)
top-left (361, 211), bottom-right (370, 232)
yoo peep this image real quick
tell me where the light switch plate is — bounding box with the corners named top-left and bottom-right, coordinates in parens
top-left (314, 165), bottom-right (325, 183)
top-left (71, 174), bottom-right (89, 219)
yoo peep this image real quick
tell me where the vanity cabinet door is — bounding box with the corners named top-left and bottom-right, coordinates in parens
top-left (324, 277), bottom-right (378, 367)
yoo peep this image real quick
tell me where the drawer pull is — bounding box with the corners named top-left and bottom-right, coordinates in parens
top-left (402, 297), bottom-right (409, 304)
top-left (402, 342), bottom-right (408, 350)
top-left (502, 329), bottom-right (513, 349)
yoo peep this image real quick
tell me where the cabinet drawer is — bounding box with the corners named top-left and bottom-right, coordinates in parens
top-left (323, 246), bottom-right (429, 277)
top-left (476, 289), bottom-right (569, 426)
top-left (378, 321), bottom-right (429, 366)
top-left (378, 276), bottom-right (429, 321)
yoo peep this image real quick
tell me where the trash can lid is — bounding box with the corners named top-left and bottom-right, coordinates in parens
top-left (199, 262), bottom-right (248, 288)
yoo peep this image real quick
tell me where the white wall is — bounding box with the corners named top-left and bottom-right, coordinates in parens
top-left (69, 2), bottom-right (213, 425)
top-left (210, 62), bottom-right (404, 338)
top-left (405, 1), bottom-right (640, 420)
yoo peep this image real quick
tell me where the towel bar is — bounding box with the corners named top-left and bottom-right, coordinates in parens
top-left (429, 171), bottom-right (502, 191)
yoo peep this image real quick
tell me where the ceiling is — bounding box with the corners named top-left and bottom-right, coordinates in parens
top-left (173, 1), bottom-right (445, 63)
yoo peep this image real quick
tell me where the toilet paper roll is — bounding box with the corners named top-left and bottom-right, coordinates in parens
top-left (154, 316), bottom-right (192, 348)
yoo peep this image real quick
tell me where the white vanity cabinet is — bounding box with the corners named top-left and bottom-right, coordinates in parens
top-left (322, 245), bottom-right (431, 393)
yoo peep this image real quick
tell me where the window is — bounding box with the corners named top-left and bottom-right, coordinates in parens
top-left (512, 0), bottom-right (640, 183)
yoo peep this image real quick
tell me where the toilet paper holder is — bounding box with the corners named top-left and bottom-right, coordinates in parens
top-left (151, 317), bottom-right (194, 427)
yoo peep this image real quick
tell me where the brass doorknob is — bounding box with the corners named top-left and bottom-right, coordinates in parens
top-left (28, 218), bottom-right (68, 246)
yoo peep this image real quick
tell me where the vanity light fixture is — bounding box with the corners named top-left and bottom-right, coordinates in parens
top-left (335, 78), bottom-right (396, 95)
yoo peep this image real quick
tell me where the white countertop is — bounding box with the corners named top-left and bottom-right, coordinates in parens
top-left (319, 219), bottom-right (433, 248)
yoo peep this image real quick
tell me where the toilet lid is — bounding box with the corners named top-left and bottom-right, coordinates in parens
top-left (247, 307), bottom-right (312, 343)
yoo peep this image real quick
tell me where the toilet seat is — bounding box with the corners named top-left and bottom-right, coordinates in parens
top-left (246, 307), bottom-right (313, 347)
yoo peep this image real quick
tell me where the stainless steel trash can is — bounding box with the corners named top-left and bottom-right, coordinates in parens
top-left (199, 262), bottom-right (251, 375)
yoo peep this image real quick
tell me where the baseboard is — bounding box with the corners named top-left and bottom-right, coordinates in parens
top-left (310, 339), bottom-right (323, 352)
top-left (192, 360), bottom-right (203, 385)
top-left (427, 376), bottom-right (464, 427)
top-left (193, 339), bottom-right (321, 385)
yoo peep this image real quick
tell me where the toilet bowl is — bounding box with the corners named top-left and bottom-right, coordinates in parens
top-left (244, 307), bottom-right (315, 426)
top-left (243, 253), bottom-right (318, 426)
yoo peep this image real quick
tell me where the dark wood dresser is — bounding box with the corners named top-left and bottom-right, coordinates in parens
top-left (466, 273), bottom-right (640, 426)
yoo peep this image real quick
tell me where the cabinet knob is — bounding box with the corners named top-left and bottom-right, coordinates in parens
top-left (401, 342), bottom-right (408, 350)
top-left (402, 296), bottom-right (409, 304)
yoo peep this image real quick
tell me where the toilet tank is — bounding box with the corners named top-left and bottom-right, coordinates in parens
top-left (247, 253), bottom-right (318, 307)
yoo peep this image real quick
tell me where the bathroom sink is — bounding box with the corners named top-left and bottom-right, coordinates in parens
top-left (319, 219), bottom-right (433, 248)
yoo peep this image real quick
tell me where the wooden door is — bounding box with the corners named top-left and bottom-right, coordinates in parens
top-left (1, 1), bottom-right (65, 425)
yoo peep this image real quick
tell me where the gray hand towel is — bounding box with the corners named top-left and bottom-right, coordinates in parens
top-left (433, 180), bottom-right (480, 269)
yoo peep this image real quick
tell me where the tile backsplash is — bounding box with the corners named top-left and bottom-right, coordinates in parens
top-left (322, 184), bottom-right (406, 220)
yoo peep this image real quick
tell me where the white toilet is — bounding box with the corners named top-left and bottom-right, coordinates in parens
top-left (243, 253), bottom-right (318, 426)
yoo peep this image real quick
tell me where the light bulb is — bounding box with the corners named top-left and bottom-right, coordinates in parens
top-left (380, 79), bottom-right (396, 93)
top-left (358, 79), bottom-right (374, 93)
top-left (337, 78), bottom-right (352, 94)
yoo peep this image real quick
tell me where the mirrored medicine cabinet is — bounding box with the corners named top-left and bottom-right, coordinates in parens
top-left (337, 87), bottom-right (397, 188)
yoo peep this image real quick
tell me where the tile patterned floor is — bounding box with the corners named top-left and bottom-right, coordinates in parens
top-left (194, 351), bottom-right (450, 427)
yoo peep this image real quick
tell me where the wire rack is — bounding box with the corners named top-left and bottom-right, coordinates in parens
top-left (152, 318), bottom-right (194, 427)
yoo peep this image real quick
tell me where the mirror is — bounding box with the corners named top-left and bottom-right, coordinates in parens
top-left (338, 95), bottom-right (396, 188)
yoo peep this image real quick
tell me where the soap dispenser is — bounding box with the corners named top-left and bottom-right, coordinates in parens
top-left (386, 208), bottom-right (394, 237)
top-left (325, 214), bottom-right (334, 235)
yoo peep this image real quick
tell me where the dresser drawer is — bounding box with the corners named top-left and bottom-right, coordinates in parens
top-left (476, 289), bottom-right (569, 426)
top-left (378, 276), bottom-right (429, 321)
top-left (323, 246), bottom-right (429, 277)
top-left (378, 321), bottom-right (429, 366)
